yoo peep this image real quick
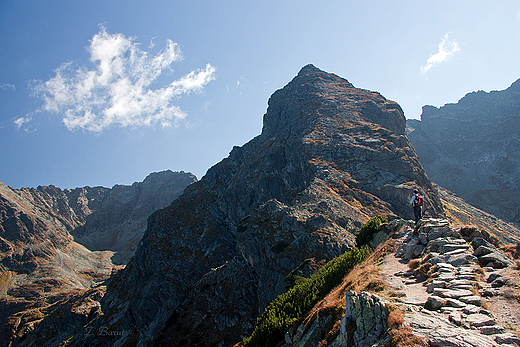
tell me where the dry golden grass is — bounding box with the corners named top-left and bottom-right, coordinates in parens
top-left (407, 259), bottom-right (420, 271)
top-left (388, 310), bottom-right (405, 329)
top-left (501, 244), bottom-right (520, 260)
top-left (0, 270), bottom-right (16, 297)
top-left (385, 309), bottom-right (427, 347)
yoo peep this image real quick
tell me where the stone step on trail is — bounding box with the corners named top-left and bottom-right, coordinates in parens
top-left (466, 313), bottom-right (496, 328)
top-left (459, 295), bottom-right (482, 306)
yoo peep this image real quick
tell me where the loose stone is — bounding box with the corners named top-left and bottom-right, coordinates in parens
top-left (449, 311), bottom-right (462, 326)
top-left (428, 280), bottom-right (447, 293)
top-left (494, 333), bottom-right (520, 345)
top-left (425, 296), bottom-right (447, 310)
top-left (466, 313), bottom-right (495, 327)
top-left (457, 274), bottom-right (478, 280)
top-left (462, 304), bottom-right (481, 315)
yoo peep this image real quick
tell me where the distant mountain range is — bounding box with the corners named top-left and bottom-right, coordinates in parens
top-left (407, 78), bottom-right (520, 226)
top-left (1, 65), bottom-right (519, 347)
top-left (0, 170), bottom-right (196, 346)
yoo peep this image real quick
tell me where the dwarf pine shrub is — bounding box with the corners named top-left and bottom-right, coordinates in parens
top-left (243, 247), bottom-right (371, 347)
top-left (355, 215), bottom-right (387, 247)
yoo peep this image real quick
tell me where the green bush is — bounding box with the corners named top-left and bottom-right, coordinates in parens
top-left (355, 215), bottom-right (387, 247)
top-left (243, 247), bottom-right (371, 347)
top-left (284, 259), bottom-right (312, 289)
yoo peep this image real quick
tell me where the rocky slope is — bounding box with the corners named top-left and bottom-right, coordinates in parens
top-left (73, 64), bottom-right (445, 347)
top-left (0, 170), bottom-right (196, 347)
top-left (407, 79), bottom-right (520, 225)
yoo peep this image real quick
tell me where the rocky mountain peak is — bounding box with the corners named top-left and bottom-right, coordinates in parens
top-left (78, 65), bottom-right (444, 347)
top-left (263, 64), bottom-right (405, 139)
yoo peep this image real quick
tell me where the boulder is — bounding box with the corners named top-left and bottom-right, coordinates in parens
top-left (445, 298), bottom-right (466, 308)
top-left (459, 295), bottom-right (481, 306)
top-left (448, 279), bottom-right (474, 288)
top-left (447, 253), bottom-right (477, 267)
top-left (428, 326), bottom-right (498, 347)
top-left (491, 278), bottom-right (507, 288)
top-left (404, 238), bottom-right (421, 259)
top-left (479, 325), bottom-right (506, 335)
top-left (463, 305), bottom-right (481, 315)
top-left (428, 226), bottom-right (450, 241)
top-left (428, 280), bottom-right (447, 293)
top-left (440, 289), bottom-right (474, 299)
top-left (440, 243), bottom-right (471, 254)
top-left (408, 310), bottom-right (498, 347)
top-left (473, 245), bottom-right (495, 257)
top-left (449, 311), bottom-right (462, 326)
top-left (478, 252), bottom-right (514, 269)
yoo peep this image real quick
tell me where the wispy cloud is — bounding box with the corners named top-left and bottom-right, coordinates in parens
top-left (31, 26), bottom-right (216, 132)
top-left (0, 83), bottom-right (16, 91)
top-left (421, 33), bottom-right (460, 74)
top-left (14, 116), bottom-right (32, 131)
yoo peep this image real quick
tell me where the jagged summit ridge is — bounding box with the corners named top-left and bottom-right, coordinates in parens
top-left (263, 64), bottom-right (405, 139)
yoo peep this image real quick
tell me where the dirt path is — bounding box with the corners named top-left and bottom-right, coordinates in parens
top-left (380, 235), bottom-right (430, 306)
top-left (483, 267), bottom-right (520, 335)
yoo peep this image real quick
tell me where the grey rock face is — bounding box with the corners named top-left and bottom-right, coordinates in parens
top-left (332, 291), bottom-right (388, 347)
top-left (407, 78), bottom-right (520, 225)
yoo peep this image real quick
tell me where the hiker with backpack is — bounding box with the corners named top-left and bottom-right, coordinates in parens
top-left (410, 189), bottom-right (424, 226)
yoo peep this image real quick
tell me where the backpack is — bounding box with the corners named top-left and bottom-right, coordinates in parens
top-left (414, 195), bottom-right (424, 207)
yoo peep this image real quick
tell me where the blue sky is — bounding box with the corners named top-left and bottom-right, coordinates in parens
top-left (1, 1), bottom-right (520, 189)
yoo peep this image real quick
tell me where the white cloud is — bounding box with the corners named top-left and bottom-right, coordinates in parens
top-left (0, 83), bottom-right (16, 91)
top-left (420, 33), bottom-right (460, 74)
top-left (14, 116), bottom-right (32, 131)
top-left (32, 26), bottom-right (216, 132)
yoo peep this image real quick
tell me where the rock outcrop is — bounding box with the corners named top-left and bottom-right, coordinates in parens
top-left (0, 170), bottom-right (196, 347)
top-left (77, 64), bottom-right (444, 347)
top-left (336, 291), bottom-right (388, 347)
top-left (407, 78), bottom-right (520, 225)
